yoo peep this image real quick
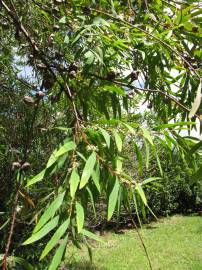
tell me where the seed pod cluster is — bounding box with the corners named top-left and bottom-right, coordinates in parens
top-left (36, 91), bottom-right (45, 99)
top-left (12, 161), bottom-right (31, 170)
top-left (107, 70), bottom-right (116, 80)
top-left (23, 96), bottom-right (35, 105)
top-left (68, 62), bottom-right (79, 79)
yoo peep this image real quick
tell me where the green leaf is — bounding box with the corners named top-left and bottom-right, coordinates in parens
top-left (141, 177), bottom-right (162, 186)
top-left (122, 122), bottom-right (138, 134)
top-left (86, 187), bottom-right (96, 219)
top-left (142, 128), bottom-right (154, 145)
top-left (108, 177), bottom-right (120, 220)
top-left (154, 148), bottom-right (163, 176)
top-left (103, 85), bottom-right (126, 96)
top-left (76, 202), bottom-right (84, 233)
top-left (134, 143), bottom-right (143, 175)
top-left (192, 165), bottom-right (202, 183)
top-left (135, 183), bottom-right (147, 206)
top-left (189, 140), bottom-right (202, 155)
top-left (64, 35), bottom-right (69, 44)
top-left (99, 127), bottom-right (110, 148)
top-left (48, 236), bottom-right (68, 270)
top-left (189, 82), bottom-right (201, 119)
top-left (155, 121), bottom-right (196, 130)
top-left (82, 229), bottom-right (104, 243)
top-left (113, 131), bottom-right (122, 152)
top-left (59, 16), bottom-right (66, 24)
top-left (92, 163), bottom-right (101, 192)
top-left (70, 169), bottom-right (80, 199)
top-left (23, 216), bottom-right (59, 245)
top-left (144, 140), bottom-right (150, 169)
top-left (84, 51), bottom-right (94, 65)
top-left (26, 169), bottom-right (45, 187)
top-left (80, 152), bottom-right (96, 189)
top-left (40, 218), bottom-right (70, 260)
top-left (47, 141), bottom-right (76, 168)
top-left (33, 192), bottom-right (65, 233)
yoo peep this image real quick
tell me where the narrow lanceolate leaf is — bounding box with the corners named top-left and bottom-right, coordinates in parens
top-left (33, 192), bottom-right (65, 233)
top-left (26, 169), bottom-right (46, 187)
top-left (144, 140), bottom-right (150, 169)
top-left (189, 81), bottom-right (202, 119)
top-left (82, 229), bottom-right (104, 243)
top-left (108, 178), bottom-right (120, 221)
top-left (142, 128), bottom-right (154, 145)
top-left (79, 152), bottom-right (96, 189)
top-left (40, 218), bottom-right (70, 260)
top-left (69, 169), bottom-right (80, 199)
top-left (113, 131), bottom-right (122, 152)
top-left (47, 141), bottom-right (76, 168)
top-left (155, 121), bottom-right (196, 130)
top-left (48, 236), bottom-right (68, 270)
top-left (76, 202), bottom-right (84, 233)
top-left (189, 140), bottom-right (202, 155)
top-left (23, 216), bottom-right (59, 245)
top-left (99, 127), bottom-right (110, 148)
top-left (92, 163), bottom-right (101, 192)
top-left (141, 177), bottom-right (162, 186)
top-left (122, 122), bottom-right (137, 135)
top-left (135, 183), bottom-right (147, 206)
top-left (134, 143), bottom-right (143, 175)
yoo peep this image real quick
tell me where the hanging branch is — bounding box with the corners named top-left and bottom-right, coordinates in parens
top-left (88, 73), bottom-right (201, 121)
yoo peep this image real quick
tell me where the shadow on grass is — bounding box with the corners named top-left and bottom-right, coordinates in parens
top-left (66, 261), bottom-right (107, 270)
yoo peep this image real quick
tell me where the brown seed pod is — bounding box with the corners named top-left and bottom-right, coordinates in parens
top-left (53, 24), bottom-right (60, 31)
top-left (48, 33), bottom-right (55, 45)
top-left (69, 62), bottom-right (79, 72)
top-left (36, 63), bottom-right (47, 70)
top-left (83, 6), bottom-right (91, 15)
top-left (55, 51), bottom-right (64, 59)
top-left (107, 70), bottom-right (116, 80)
top-left (69, 70), bottom-right (77, 79)
top-left (179, 25), bottom-right (184, 31)
top-left (23, 96), bottom-right (35, 105)
top-left (36, 91), bottom-right (45, 99)
top-left (21, 162), bottom-right (31, 170)
top-left (192, 26), bottom-right (198, 33)
top-left (12, 162), bottom-right (21, 170)
top-left (55, 63), bottom-right (65, 72)
top-left (54, 0), bottom-right (63, 4)
top-left (128, 91), bottom-right (134, 99)
top-left (130, 70), bottom-right (140, 81)
top-left (52, 7), bottom-right (60, 15)
top-left (147, 102), bottom-right (152, 109)
top-left (43, 78), bottom-right (55, 89)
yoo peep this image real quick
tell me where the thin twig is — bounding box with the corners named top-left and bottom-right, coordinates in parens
top-left (88, 73), bottom-right (201, 120)
top-left (125, 203), bottom-right (153, 270)
top-left (2, 188), bottom-right (20, 270)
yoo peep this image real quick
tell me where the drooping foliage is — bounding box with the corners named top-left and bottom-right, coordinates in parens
top-left (0, 0), bottom-right (202, 269)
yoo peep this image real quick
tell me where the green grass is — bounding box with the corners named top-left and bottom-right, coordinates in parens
top-left (65, 215), bottom-right (202, 270)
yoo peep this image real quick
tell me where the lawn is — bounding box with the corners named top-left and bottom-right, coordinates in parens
top-left (65, 215), bottom-right (202, 270)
